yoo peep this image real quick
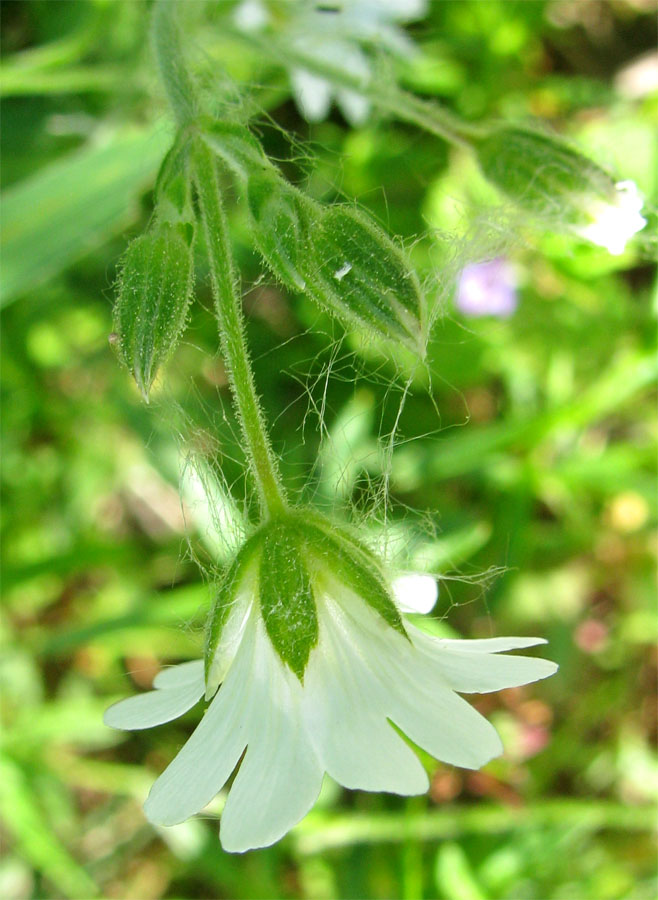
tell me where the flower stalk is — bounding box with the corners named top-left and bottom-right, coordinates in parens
top-left (151, 0), bottom-right (196, 126)
top-left (151, 0), bottom-right (286, 518)
top-left (192, 138), bottom-right (287, 519)
top-left (228, 26), bottom-right (483, 148)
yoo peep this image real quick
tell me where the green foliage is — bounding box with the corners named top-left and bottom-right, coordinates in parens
top-left (0, 125), bottom-right (170, 308)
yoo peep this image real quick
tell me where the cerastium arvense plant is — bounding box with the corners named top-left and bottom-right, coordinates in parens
top-left (105, 1), bottom-right (647, 853)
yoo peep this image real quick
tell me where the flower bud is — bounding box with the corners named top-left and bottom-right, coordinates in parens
top-left (200, 119), bottom-right (428, 352)
top-left (247, 177), bottom-right (428, 353)
top-left (113, 219), bottom-right (194, 400)
top-left (246, 174), bottom-right (311, 291)
top-left (475, 125), bottom-right (646, 254)
top-left (303, 205), bottom-right (427, 352)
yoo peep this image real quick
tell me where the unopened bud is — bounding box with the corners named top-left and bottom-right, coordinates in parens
top-left (247, 177), bottom-right (428, 353)
top-left (475, 125), bottom-right (646, 254)
top-left (304, 205), bottom-right (427, 353)
top-left (113, 220), bottom-right (194, 400)
top-left (247, 174), bottom-right (310, 291)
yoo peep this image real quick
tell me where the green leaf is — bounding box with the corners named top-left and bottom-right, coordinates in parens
top-left (259, 521), bottom-right (319, 680)
top-left (0, 124), bottom-right (171, 307)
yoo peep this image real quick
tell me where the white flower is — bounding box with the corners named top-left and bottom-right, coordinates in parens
top-left (105, 570), bottom-right (556, 853)
top-left (575, 180), bottom-right (647, 256)
top-left (392, 571), bottom-right (438, 613)
top-left (233, 0), bottom-right (428, 124)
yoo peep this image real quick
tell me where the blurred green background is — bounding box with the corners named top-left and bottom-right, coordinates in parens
top-left (1, 1), bottom-right (657, 898)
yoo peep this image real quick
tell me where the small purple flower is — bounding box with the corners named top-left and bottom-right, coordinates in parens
top-left (456, 258), bottom-right (518, 318)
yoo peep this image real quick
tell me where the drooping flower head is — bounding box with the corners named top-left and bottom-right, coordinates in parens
top-left (105, 510), bottom-right (557, 853)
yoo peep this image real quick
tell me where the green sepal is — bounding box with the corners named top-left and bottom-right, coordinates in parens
top-left (204, 530), bottom-right (264, 691)
top-left (199, 118), bottom-right (268, 180)
top-left (303, 205), bottom-right (427, 354)
top-left (247, 175), bottom-right (312, 291)
top-left (293, 513), bottom-right (407, 638)
top-left (153, 132), bottom-right (194, 224)
top-left (113, 219), bottom-right (195, 400)
top-left (259, 520), bottom-right (319, 681)
top-left (475, 125), bottom-right (616, 224)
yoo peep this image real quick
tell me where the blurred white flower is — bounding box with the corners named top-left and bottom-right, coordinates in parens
top-left (233, 0), bottom-right (428, 124)
top-left (392, 571), bottom-right (438, 613)
top-left (105, 568), bottom-right (556, 853)
top-left (575, 180), bottom-right (647, 256)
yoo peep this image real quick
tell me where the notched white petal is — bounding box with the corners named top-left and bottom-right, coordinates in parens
top-left (426, 647), bottom-right (558, 694)
top-left (433, 636), bottom-right (548, 653)
top-left (304, 601), bottom-right (429, 795)
top-left (290, 68), bottom-right (332, 122)
top-left (388, 679), bottom-right (504, 770)
top-left (220, 621), bottom-right (323, 852)
top-left (144, 614), bottom-right (258, 825)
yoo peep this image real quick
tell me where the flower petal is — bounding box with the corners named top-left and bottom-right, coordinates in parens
top-left (386, 673), bottom-right (503, 769)
top-left (103, 677), bottom-right (204, 731)
top-left (412, 628), bottom-right (558, 693)
top-left (339, 597), bottom-right (503, 768)
top-left (433, 636), bottom-right (547, 653)
top-left (304, 601), bottom-right (429, 795)
top-left (392, 573), bottom-right (438, 614)
top-left (153, 659), bottom-right (204, 690)
top-left (336, 89), bottom-right (370, 126)
top-left (220, 621), bottom-right (323, 853)
top-left (290, 69), bottom-right (332, 122)
top-left (143, 614), bottom-right (258, 826)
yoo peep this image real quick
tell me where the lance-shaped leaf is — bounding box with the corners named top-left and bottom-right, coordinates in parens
top-left (113, 219), bottom-right (194, 400)
top-left (303, 205), bottom-right (427, 355)
top-left (259, 521), bottom-right (319, 680)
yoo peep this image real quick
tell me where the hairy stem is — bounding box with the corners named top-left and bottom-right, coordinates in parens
top-left (231, 29), bottom-right (484, 147)
top-left (151, 0), bottom-right (286, 518)
top-left (151, 0), bottom-right (196, 125)
top-left (193, 140), bottom-right (287, 518)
